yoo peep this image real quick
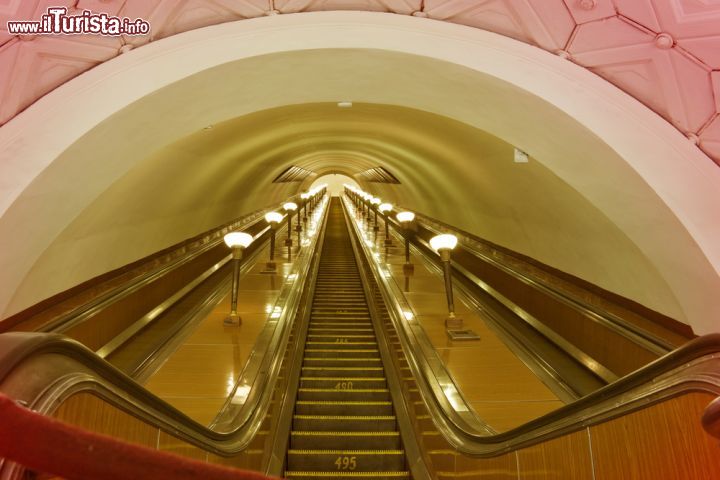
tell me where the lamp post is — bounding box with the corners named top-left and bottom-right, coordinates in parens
top-left (301, 192), bottom-right (309, 227)
top-left (396, 211), bottom-right (415, 275)
top-left (378, 203), bottom-right (393, 246)
top-left (223, 231), bottom-right (254, 325)
top-left (283, 202), bottom-right (297, 260)
top-left (364, 194), bottom-right (372, 223)
top-left (370, 197), bottom-right (381, 239)
top-left (429, 233), bottom-right (462, 330)
top-left (264, 211), bottom-right (283, 272)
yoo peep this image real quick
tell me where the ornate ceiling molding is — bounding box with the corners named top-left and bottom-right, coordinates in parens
top-left (1, 0), bottom-right (719, 165)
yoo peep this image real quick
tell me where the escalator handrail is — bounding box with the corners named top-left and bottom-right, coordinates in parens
top-left (0, 196), bottom-right (331, 470)
top-left (8, 198), bottom-right (301, 335)
top-left (394, 207), bottom-right (677, 354)
top-left (342, 195), bottom-right (720, 456)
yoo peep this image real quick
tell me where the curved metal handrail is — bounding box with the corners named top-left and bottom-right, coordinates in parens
top-left (341, 194), bottom-right (720, 457)
top-left (0, 196), bottom-right (330, 478)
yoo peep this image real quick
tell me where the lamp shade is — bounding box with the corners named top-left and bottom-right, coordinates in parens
top-left (429, 234), bottom-right (458, 252)
top-left (265, 211), bottom-right (283, 224)
top-left (300, 192), bottom-right (309, 199)
top-left (224, 232), bottom-right (254, 248)
top-left (378, 203), bottom-right (393, 213)
top-left (283, 202), bottom-right (298, 211)
top-left (370, 197), bottom-right (381, 205)
top-left (396, 211), bottom-right (415, 223)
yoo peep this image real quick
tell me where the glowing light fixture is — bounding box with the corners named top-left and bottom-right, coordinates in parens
top-left (429, 234), bottom-right (462, 330)
top-left (223, 232), bottom-right (255, 325)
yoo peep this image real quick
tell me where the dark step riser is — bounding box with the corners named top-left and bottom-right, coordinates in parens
top-left (301, 368), bottom-right (385, 378)
top-left (305, 342), bottom-right (378, 350)
top-left (297, 390), bottom-right (390, 402)
top-left (290, 434), bottom-right (401, 450)
top-left (295, 403), bottom-right (393, 416)
top-left (287, 453), bottom-right (405, 472)
top-left (293, 417), bottom-right (397, 431)
top-left (304, 350), bottom-right (380, 359)
top-left (300, 378), bottom-right (387, 389)
top-left (303, 359), bottom-right (382, 368)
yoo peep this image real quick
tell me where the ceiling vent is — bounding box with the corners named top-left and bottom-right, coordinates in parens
top-left (273, 165), bottom-right (316, 183)
top-left (355, 166), bottom-right (400, 184)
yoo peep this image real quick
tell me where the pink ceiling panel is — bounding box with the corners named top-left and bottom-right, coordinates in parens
top-left (75, 0), bottom-right (125, 16)
top-left (0, 39), bottom-right (22, 123)
top-left (423, 0), bottom-right (574, 52)
top-left (0, 1), bottom-right (719, 166)
top-left (0, 0), bottom-right (74, 46)
top-left (613, 0), bottom-right (661, 32)
top-left (656, 0), bottom-right (720, 37)
top-left (0, 35), bottom-right (119, 124)
top-left (699, 115), bottom-right (720, 165)
top-left (274, 0), bottom-right (420, 15)
top-left (562, 0), bottom-right (616, 25)
top-left (677, 35), bottom-right (720, 68)
top-left (135, 0), bottom-right (269, 41)
top-left (569, 16), bottom-right (714, 133)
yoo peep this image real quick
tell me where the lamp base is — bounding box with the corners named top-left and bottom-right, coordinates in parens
top-left (224, 313), bottom-right (242, 326)
top-left (284, 238), bottom-right (293, 247)
top-left (445, 314), bottom-right (463, 330)
top-left (384, 238), bottom-right (393, 246)
top-left (402, 263), bottom-right (415, 276)
top-left (261, 261), bottom-right (277, 274)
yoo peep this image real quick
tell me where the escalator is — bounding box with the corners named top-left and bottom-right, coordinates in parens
top-left (284, 199), bottom-right (409, 479)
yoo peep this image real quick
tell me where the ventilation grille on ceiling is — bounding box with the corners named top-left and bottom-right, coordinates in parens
top-left (355, 166), bottom-right (400, 184)
top-left (272, 165), bottom-right (316, 183)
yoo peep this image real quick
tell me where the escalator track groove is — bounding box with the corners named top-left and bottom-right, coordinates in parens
top-left (285, 200), bottom-right (409, 480)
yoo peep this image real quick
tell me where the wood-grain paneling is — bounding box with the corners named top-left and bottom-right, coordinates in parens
top-left (52, 392), bottom-right (158, 449)
top-left (516, 429), bottom-right (593, 479)
top-left (591, 392), bottom-right (720, 479)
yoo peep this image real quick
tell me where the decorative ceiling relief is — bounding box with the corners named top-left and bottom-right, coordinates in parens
top-left (0, 0), bottom-right (719, 166)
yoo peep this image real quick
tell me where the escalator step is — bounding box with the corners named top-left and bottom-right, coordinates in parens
top-left (301, 366), bottom-right (385, 378)
top-left (292, 415), bottom-right (397, 431)
top-left (290, 431), bottom-right (401, 449)
top-left (294, 401), bottom-right (393, 416)
top-left (299, 377), bottom-right (387, 389)
top-left (297, 388), bottom-right (390, 402)
top-left (287, 450), bottom-right (405, 472)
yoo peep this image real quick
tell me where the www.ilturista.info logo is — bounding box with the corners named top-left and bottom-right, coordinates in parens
top-left (7, 7), bottom-right (150, 36)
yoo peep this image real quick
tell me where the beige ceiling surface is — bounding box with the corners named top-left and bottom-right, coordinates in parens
top-left (0, 43), bottom-right (717, 334)
top-left (7, 101), bottom-right (698, 330)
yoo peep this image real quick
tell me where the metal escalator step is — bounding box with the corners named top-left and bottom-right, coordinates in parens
top-left (308, 328), bottom-right (374, 334)
top-left (293, 415), bottom-right (397, 431)
top-left (301, 367), bottom-right (385, 378)
top-left (300, 377), bottom-right (386, 389)
top-left (305, 342), bottom-right (378, 350)
top-left (290, 431), bottom-right (401, 450)
top-left (294, 401), bottom-right (392, 415)
top-left (297, 388), bottom-right (390, 402)
top-left (303, 358), bottom-right (382, 368)
top-left (287, 450), bottom-right (405, 472)
top-left (285, 472), bottom-right (409, 480)
top-left (308, 334), bottom-right (376, 339)
top-left (304, 349), bottom-right (380, 359)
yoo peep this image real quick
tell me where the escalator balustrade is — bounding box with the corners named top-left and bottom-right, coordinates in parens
top-left (285, 200), bottom-right (409, 480)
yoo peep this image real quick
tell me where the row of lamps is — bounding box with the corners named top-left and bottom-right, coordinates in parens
top-left (343, 185), bottom-right (462, 330)
top-left (223, 185), bottom-right (328, 325)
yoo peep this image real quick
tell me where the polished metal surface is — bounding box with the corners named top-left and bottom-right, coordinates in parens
top-left (414, 212), bottom-right (676, 354)
top-left (0, 197), bottom-right (330, 480)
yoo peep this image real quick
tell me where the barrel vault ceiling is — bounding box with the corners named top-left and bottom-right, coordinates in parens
top-left (1, 0), bottom-right (719, 166)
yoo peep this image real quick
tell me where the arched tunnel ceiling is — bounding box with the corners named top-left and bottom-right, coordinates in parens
top-left (1, 0), bottom-right (719, 165)
top-left (0, 12), bottom-right (718, 335)
top-left (4, 101), bottom-right (703, 328)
